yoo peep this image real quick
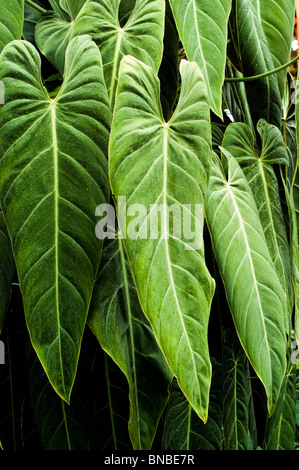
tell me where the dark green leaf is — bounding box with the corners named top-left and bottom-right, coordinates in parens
top-left (0, 36), bottom-right (111, 401)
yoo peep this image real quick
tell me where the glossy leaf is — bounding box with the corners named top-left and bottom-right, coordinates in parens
top-left (109, 56), bottom-right (215, 422)
top-left (88, 238), bottom-right (172, 450)
top-left (162, 360), bottom-right (222, 450)
top-left (0, 36), bottom-right (111, 402)
top-left (206, 151), bottom-right (287, 415)
top-left (0, 213), bottom-right (14, 333)
top-left (234, 0), bottom-right (282, 127)
top-left (0, 0), bottom-right (24, 52)
top-left (36, 0), bottom-right (165, 106)
top-left (169, 0), bottom-right (232, 118)
top-left (222, 119), bottom-right (292, 330)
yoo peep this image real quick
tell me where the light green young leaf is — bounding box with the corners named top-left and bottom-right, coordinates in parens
top-left (206, 151), bottom-right (287, 415)
top-left (35, 0), bottom-right (165, 107)
top-left (88, 238), bottom-right (172, 450)
top-left (109, 56), bottom-right (215, 422)
top-left (0, 0), bottom-right (24, 52)
top-left (222, 119), bottom-right (292, 332)
top-left (0, 213), bottom-right (14, 333)
top-left (169, 0), bottom-right (232, 118)
top-left (0, 35), bottom-right (111, 402)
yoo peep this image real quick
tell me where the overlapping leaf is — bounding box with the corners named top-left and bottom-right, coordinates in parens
top-left (222, 119), bottom-right (292, 331)
top-left (0, 0), bottom-right (24, 52)
top-left (0, 35), bottom-right (111, 402)
top-left (109, 55), bottom-right (215, 421)
top-left (35, 0), bottom-right (165, 106)
top-left (223, 330), bottom-right (255, 450)
top-left (206, 151), bottom-right (287, 415)
top-left (88, 239), bottom-right (172, 450)
top-left (0, 213), bottom-right (14, 332)
top-left (169, 0), bottom-right (232, 118)
top-left (235, 0), bottom-right (282, 127)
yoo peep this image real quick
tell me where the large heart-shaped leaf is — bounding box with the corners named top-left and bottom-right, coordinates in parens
top-left (222, 119), bottom-right (293, 330)
top-left (206, 151), bottom-right (287, 415)
top-left (0, 0), bottom-right (24, 52)
top-left (0, 35), bottom-right (111, 402)
top-left (35, 0), bottom-right (165, 107)
top-left (0, 213), bottom-right (14, 333)
top-left (109, 55), bottom-right (215, 422)
top-left (234, 0), bottom-right (282, 127)
top-left (88, 238), bottom-right (172, 450)
top-left (169, 0), bottom-right (232, 118)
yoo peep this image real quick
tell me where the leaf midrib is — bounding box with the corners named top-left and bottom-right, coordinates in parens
top-left (50, 101), bottom-right (64, 396)
top-left (162, 126), bottom-right (198, 394)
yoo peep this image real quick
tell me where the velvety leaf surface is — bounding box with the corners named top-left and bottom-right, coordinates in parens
top-left (0, 35), bottom-right (111, 402)
top-left (109, 56), bottom-right (215, 422)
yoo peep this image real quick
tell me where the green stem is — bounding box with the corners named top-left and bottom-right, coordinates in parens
top-left (25, 0), bottom-right (46, 14)
top-left (225, 54), bottom-right (299, 82)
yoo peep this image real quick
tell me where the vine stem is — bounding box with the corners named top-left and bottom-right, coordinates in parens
top-left (225, 54), bottom-right (299, 82)
top-left (25, 0), bottom-right (46, 14)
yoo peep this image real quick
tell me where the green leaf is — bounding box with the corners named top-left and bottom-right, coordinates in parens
top-left (0, 0), bottom-right (24, 52)
top-left (223, 329), bottom-right (255, 450)
top-left (206, 151), bottom-right (287, 415)
top-left (0, 36), bottom-right (111, 402)
top-left (88, 238), bottom-right (172, 450)
top-left (35, 0), bottom-right (165, 107)
top-left (265, 357), bottom-right (297, 450)
top-left (162, 360), bottom-right (223, 450)
top-left (169, 0), bottom-right (232, 118)
top-left (222, 119), bottom-right (292, 331)
top-left (109, 55), bottom-right (215, 422)
top-left (234, 0), bottom-right (282, 127)
top-left (258, 0), bottom-right (295, 99)
top-left (0, 213), bottom-right (14, 333)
